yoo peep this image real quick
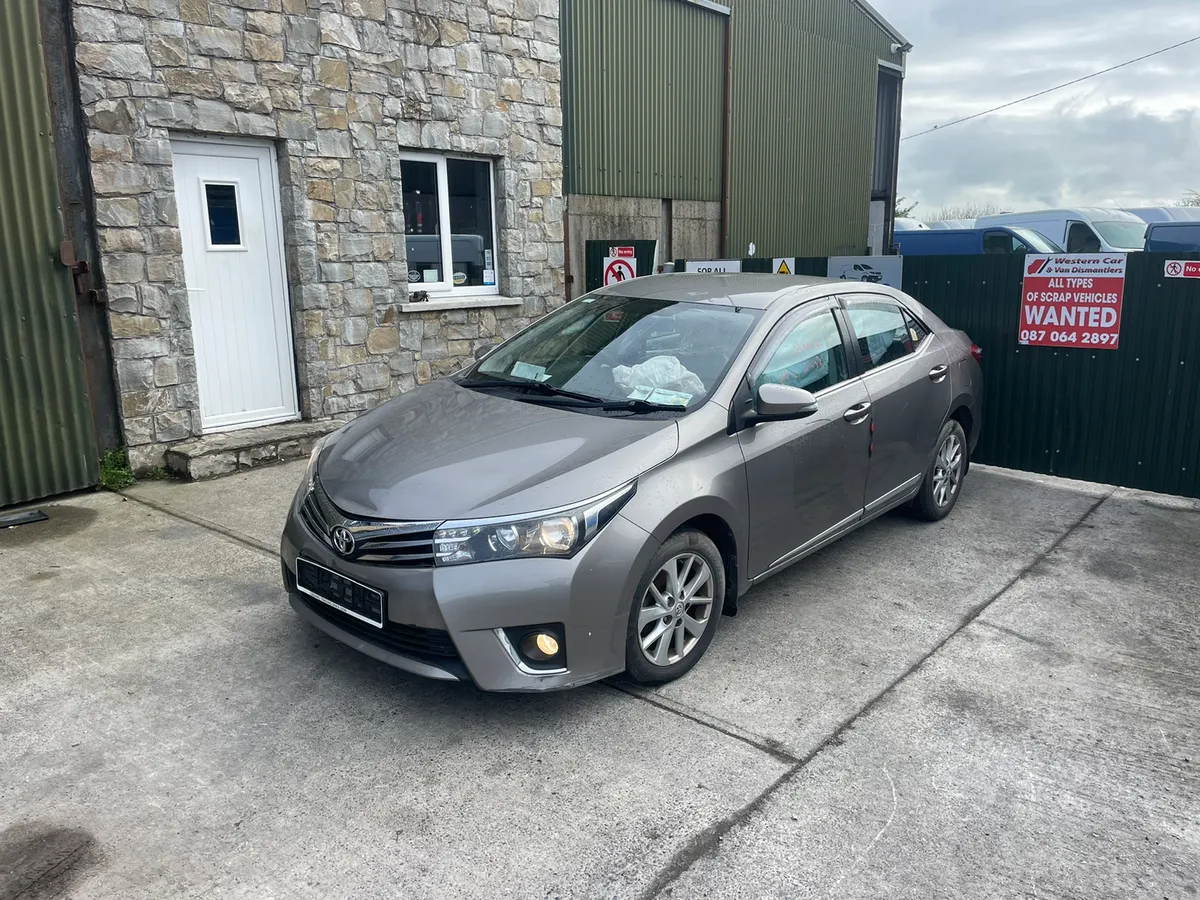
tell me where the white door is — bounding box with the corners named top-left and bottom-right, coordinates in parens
top-left (172, 138), bottom-right (298, 432)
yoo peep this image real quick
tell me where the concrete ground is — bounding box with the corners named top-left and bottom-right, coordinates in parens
top-left (1, 463), bottom-right (1197, 899)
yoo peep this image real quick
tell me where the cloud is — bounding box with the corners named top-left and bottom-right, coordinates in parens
top-left (871, 0), bottom-right (1200, 213)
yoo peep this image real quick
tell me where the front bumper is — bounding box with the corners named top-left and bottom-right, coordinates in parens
top-left (280, 493), bottom-right (660, 692)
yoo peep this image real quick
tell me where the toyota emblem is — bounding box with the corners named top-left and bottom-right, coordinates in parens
top-left (330, 525), bottom-right (356, 558)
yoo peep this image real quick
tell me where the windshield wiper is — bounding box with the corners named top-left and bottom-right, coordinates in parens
top-left (527, 395), bottom-right (685, 413)
top-left (460, 379), bottom-right (601, 403)
top-left (463, 379), bottom-right (684, 413)
top-left (597, 399), bottom-right (685, 413)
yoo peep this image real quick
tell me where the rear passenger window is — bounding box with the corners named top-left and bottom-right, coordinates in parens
top-left (754, 311), bottom-right (849, 394)
top-left (845, 300), bottom-right (915, 371)
top-left (903, 309), bottom-right (930, 344)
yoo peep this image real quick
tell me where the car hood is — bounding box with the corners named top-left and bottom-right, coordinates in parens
top-left (317, 378), bottom-right (680, 522)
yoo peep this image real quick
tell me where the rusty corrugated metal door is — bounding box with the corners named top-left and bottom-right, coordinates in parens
top-left (904, 253), bottom-right (1200, 499)
top-left (0, 0), bottom-right (98, 507)
top-left (563, 0), bottom-right (725, 200)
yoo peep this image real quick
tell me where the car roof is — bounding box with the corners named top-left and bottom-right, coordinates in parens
top-left (899, 227), bottom-right (982, 236)
top-left (1129, 207), bottom-right (1200, 223)
top-left (979, 208), bottom-right (1144, 223)
top-left (1149, 221), bottom-right (1200, 230)
top-left (593, 273), bottom-right (855, 310)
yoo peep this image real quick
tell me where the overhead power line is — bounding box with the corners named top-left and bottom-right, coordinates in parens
top-left (901, 34), bottom-right (1200, 141)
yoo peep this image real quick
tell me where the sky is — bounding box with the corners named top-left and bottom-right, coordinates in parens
top-left (869, 0), bottom-right (1200, 219)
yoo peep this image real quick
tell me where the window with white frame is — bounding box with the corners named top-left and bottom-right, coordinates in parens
top-left (400, 152), bottom-right (499, 296)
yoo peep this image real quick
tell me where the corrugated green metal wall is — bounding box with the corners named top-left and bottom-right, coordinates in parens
top-left (0, 0), bottom-right (98, 507)
top-left (562, 0), bottom-right (725, 200)
top-left (563, 0), bottom-right (903, 257)
top-left (727, 0), bottom-right (900, 259)
top-left (904, 253), bottom-right (1200, 499)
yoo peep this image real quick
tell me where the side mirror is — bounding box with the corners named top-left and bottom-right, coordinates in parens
top-left (756, 383), bottom-right (819, 421)
top-left (474, 343), bottom-right (497, 362)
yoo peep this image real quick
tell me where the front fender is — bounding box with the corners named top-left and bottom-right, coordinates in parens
top-left (620, 429), bottom-right (750, 599)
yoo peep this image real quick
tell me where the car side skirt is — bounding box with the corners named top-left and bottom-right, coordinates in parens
top-left (749, 473), bottom-right (923, 587)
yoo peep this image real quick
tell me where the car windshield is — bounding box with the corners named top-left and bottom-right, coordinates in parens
top-left (1012, 227), bottom-right (1061, 253)
top-left (1092, 221), bottom-right (1147, 250)
top-left (462, 295), bottom-right (763, 410)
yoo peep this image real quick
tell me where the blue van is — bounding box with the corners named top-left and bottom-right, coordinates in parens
top-left (894, 226), bottom-right (1062, 256)
top-left (1145, 222), bottom-right (1200, 254)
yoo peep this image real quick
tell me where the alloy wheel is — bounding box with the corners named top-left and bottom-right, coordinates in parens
top-left (932, 433), bottom-right (964, 508)
top-left (637, 553), bottom-right (715, 667)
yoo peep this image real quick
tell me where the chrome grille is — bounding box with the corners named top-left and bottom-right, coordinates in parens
top-left (300, 477), bottom-right (441, 567)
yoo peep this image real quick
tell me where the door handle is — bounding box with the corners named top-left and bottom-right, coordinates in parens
top-left (843, 402), bottom-right (872, 424)
top-left (928, 365), bottom-right (949, 383)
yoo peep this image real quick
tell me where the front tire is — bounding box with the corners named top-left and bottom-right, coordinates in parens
top-left (914, 420), bottom-right (968, 521)
top-left (624, 529), bottom-right (725, 685)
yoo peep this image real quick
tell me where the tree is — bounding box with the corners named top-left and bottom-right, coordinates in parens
top-left (895, 196), bottom-right (919, 219)
top-left (1182, 190), bottom-right (1200, 207)
top-left (926, 202), bottom-right (1003, 222)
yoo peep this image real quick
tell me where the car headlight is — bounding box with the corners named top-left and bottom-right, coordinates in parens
top-left (434, 481), bottom-right (636, 566)
top-left (304, 426), bottom-right (347, 490)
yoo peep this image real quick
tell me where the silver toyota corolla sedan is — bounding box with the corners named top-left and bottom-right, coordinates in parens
top-left (281, 275), bottom-right (982, 691)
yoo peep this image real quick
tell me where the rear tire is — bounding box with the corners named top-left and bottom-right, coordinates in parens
top-left (914, 420), bottom-right (968, 521)
top-left (625, 529), bottom-right (725, 685)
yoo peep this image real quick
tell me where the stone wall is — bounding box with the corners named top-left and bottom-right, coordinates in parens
top-left (72, 0), bottom-right (564, 469)
top-left (565, 194), bottom-right (720, 297)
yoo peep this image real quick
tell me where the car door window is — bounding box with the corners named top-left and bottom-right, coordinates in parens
top-left (1067, 222), bottom-right (1101, 253)
top-left (845, 300), bottom-right (915, 371)
top-left (754, 311), bottom-right (849, 394)
top-left (983, 231), bottom-right (1017, 254)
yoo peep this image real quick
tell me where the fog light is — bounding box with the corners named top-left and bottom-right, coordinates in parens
top-left (503, 623), bottom-right (567, 672)
top-left (521, 632), bottom-right (560, 661)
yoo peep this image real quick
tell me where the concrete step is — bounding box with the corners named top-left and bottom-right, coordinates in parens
top-left (164, 419), bottom-right (348, 480)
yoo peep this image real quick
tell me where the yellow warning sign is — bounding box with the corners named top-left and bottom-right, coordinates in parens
top-left (773, 257), bottom-right (795, 275)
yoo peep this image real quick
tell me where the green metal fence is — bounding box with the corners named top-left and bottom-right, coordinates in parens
top-left (0, 0), bottom-right (99, 507)
top-left (669, 253), bottom-right (1200, 498)
top-left (904, 253), bottom-right (1200, 499)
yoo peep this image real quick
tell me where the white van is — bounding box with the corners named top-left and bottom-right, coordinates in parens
top-left (975, 208), bottom-right (1146, 253)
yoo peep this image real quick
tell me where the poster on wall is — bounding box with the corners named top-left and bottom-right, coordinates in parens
top-left (1018, 254), bottom-right (1128, 350)
top-left (1164, 260), bottom-right (1200, 279)
top-left (602, 246), bottom-right (638, 286)
top-left (827, 256), bottom-right (904, 288)
top-left (585, 240), bottom-right (659, 293)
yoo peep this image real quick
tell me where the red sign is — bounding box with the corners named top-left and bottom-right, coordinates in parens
top-left (609, 245), bottom-right (636, 258)
top-left (1165, 260), bottom-right (1200, 279)
top-left (1018, 255), bottom-right (1128, 351)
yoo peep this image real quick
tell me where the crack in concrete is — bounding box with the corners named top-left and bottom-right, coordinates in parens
top-left (120, 492), bottom-right (279, 560)
top-left (605, 683), bottom-right (801, 766)
top-left (635, 490), bottom-right (1114, 900)
top-left (975, 619), bottom-right (1064, 652)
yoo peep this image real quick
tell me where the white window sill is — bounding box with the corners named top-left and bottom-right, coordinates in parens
top-left (397, 295), bottom-right (523, 313)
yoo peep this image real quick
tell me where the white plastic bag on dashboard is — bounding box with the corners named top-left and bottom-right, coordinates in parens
top-left (612, 355), bottom-right (706, 399)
